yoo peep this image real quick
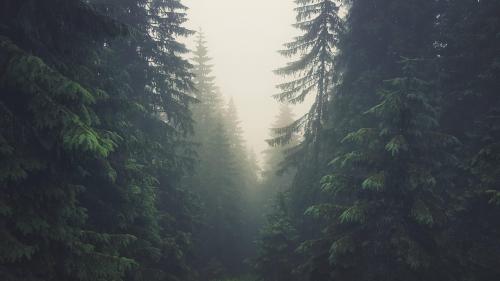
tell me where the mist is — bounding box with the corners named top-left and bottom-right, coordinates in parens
top-left (182, 0), bottom-right (304, 163)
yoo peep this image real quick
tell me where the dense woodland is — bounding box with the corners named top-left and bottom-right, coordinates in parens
top-left (0, 0), bottom-right (499, 281)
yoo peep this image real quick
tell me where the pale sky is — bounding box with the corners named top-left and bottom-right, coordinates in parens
top-left (181, 0), bottom-right (307, 165)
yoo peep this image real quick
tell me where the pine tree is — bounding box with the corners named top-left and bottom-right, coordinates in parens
top-left (254, 104), bottom-right (304, 281)
top-left (0, 1), bottom-right (198, 280)
top-left (257, 1), bottom-right (500, 281)
top-left (187, 32), bottom-right (249, 278)
top-left (315, 58), bottom-right (458, 281)
top-left (254, 193), bottom-right (302, 281)
top-left (256, 2), bottom-right (344, 280)
top-left (224, 98), bottom-right (248, 173)
top-left (82, 1), bottom-right (198, 280)
top-left (436, 0), bottom-right (500, 206)
top-left (291, 1), bottom-right (446, 280)
top-left (273, 0), bottom-right (342, 145)
top-left (223, 98), bottom-right (262, 265)
top-left (262, 104), bottom-right (298, 196)
top-left (435, 0), bottom-right (500, 278)
top-left (192, 30), bottom-right (219, 124)
top-left (0, 1), bottom-right (135, 280)
top-left (258, 1), bottom-right (456, 281)
top-left (223, 97), bottom-right (260, 198)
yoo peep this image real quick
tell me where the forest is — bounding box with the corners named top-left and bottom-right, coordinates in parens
top-left (0, 0), bottom-right (499, 281)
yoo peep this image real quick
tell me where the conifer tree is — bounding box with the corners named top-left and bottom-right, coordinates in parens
top-left (223, 98), bottom-right (262, 265)
top-left (262, 104), bottom-right (298, 196)
top-left (254, 193), bottom-right (302, 281)
top-left (0, 1), bottom-right (197, 280)
top-left (254, 104), bottom-right (302, 281)
top-left (224, 98), bottom-right (248, 174)
top-left (273, 0), bottom-right (345, 239)
top-left (274, 0), bottom-right (342, 145)
top-left (256, 2), bottom-right (344, 280)
top-left (223, 98), bottom-right (260, 197)
top-left (435, 0), bottom-right (500, 278)
top-left (299, 1), bottom-right (444, 279)
top-left (315, 59), bottom-right (458, 280)
top-left (191, 31), bottom-right (219, 124)
top-left (257, 1), bottom-right (500, 281)
top-left (0, 1), bottom-right (135, 280)
top-left (81, 1), bottom-right (198, 280)
top-left (187, 31), bottom-right (248, 278)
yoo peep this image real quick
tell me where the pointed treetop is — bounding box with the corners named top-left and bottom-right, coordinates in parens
top-left (273, 103), bottom-right (296, 128)
top-left (192, 29), bottom-right (212, 67)
top-left (226, 97), bottom-right (241, 125)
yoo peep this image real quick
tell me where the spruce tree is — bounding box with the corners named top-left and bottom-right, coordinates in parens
top-left (255, 104), bottom-right (303, 281)
top-left (187, 31), bottom-right (247, 278)
top-left (274, 0), bottom-right (342, 144)
top-left (257, 1), bottom-right (500, 281)
top-left (256, 2), bottom-right (344, 280)
top-left (0, 1), bottom-right (197, 280)
top-left (81, 1), bottom-right (197, 279)
top-left (262, 104), bottom-right (298, 196)
top-left (224, 98), bottom-right (248, 177)
top-left (271, 0), bottom-right (345, 245)
top-left (0, 1), bottom-right (135, 280)
top-left (435, 0), bottom-right (500, 278)
top-left (254, 193), bottom-right (301, 281)
top-left (315, 58), bottom-right (458, 281)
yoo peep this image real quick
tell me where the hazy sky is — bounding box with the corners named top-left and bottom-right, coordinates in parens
top-left (181, 0), bottom-right (306, 165)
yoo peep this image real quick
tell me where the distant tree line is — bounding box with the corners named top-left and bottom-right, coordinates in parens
top-left (184, 32), bottom-right (260, 279)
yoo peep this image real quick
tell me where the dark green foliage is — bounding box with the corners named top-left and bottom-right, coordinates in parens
top-left (257, 1), bottom-right (500, 281)
top-left (256, 1), bottom-right (347, 280)
top-left (0, 35), bottom-right (135, 281)
top-left (254, 194), bottom-right (301, 281)
top-left (0, 0), bottom-right (197, 280)
top-left (85, 1), bottom-right (197, 280)
top-left (435, 1), bottom-right (500, 279)
top-left (317, 59), bottom-right (458, 280)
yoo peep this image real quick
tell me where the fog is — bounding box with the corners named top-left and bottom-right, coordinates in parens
top-left (182, 0), bottom-right (304, 164)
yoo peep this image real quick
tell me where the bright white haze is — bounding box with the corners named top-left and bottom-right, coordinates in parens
top-left (182, 0), bottom-right (308, 165)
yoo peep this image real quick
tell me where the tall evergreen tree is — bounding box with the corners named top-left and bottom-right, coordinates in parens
top-left (224, 98), bottom-right (249, 183)
top-left (435, 0), bottom-right (500, 278)
top-left (256, 2), bottom-right (344, 280)
top-left (80, 1), bottom-right (198, 280)
top-left (307, 1), bottom-right (451, 279)
top-left (187, 31), bottom-right (249, 279)
top-left (274, 0), bottom-right (342, 145)
top-left (255, 105), bottom-right (300, 280)
top-left (0, 1), bottom-right (135, 280)
top-left (0, 1), bottom-right (197, 280)
top-left (262, 104), bottom-right (298, 197)
top-left (273, 0), bottom-right (345, 248)
top-left (254, 193), bottom-right (301, 281)
top-left (315, 59), bottom-right (458, 281)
